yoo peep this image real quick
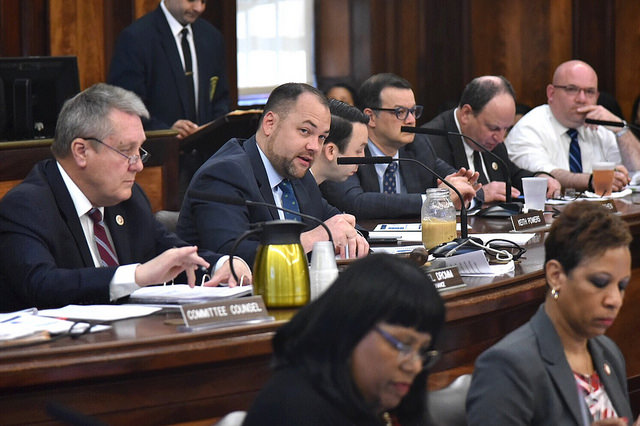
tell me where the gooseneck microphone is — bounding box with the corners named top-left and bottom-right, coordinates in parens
top-left (187, 190), bottom-right (334, 284)
top-left (337, 156), bottom-right (471, 241)
top-left (585, 118), bottom-right (640, 132)
top-left (402, 126), bottom-right (520, 204)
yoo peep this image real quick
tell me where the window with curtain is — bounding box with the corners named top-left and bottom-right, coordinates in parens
top-left (236, 0), bottom-right (315, 106)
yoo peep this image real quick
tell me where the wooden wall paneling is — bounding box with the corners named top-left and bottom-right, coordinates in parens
top-left (572, 0), bottom-right (615, 94)
top-left (351, 0), bottom-right (373, 87)
top-left (201, 0), bottom-right (238, 109)
top-left (103, 0), bottom-right (135, 80)
top-left (315, 0), bottom-right (352, 90)
top-left (614, 0), bottom-right (640, 120)
top-left (0, 0), bottom-right (48, 57)
top-left (421, 0), bottom-right (470, 122)
top-left (134, 0), bottom-right (158, 18)
top-left (49, 0), bottom-right (107, 89)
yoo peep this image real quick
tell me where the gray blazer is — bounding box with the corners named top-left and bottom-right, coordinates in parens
top-left (466, 305), bottom-right (633, 425)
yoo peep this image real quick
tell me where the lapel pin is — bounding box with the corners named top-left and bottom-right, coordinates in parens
top-left (492, 162), bottom-right (499, 171)
top-left (116, 215), bottom-right (125, 226)
top-left (604, 363), bottom-right (611, 375)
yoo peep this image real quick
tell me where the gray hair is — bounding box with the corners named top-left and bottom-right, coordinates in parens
top-left (52, 83), bottom-right (149, 158)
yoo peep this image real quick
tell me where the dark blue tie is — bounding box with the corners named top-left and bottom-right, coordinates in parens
top-left (278, 179), bottom-right (301, 221)
top-left (383, 162), bottom-right (398, 194)
top-left (567, 128), bottom-right (582, 173)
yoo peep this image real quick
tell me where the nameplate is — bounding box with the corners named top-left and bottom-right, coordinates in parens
top-left (425, 266), bottom-right (464, 291)
top-left (511, 211), bottom-right (545, 232)
top-left (180, 296), bottom-right (270, 328)
top-left (591, 199), bottom-right (617, 212)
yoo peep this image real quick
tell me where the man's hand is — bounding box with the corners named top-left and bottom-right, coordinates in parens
top-left (300, 214), bottom-right (369, 259)
top-left (578, 105), bottom-right (624, 132)
top-left (441, 168), bottom-right (481, 208)
top-left (612, 164), bottom-right (630, 191)
top-left (171, 119), bottom-right (200, 139)
top-left (479, 181), bottom-right (521, 203)
top-left (203, 257), bottom-right (253, 287)
top-left (545, 176), bottom-right (562, 198)
top-left (135, 246), bottom-right (209, 288)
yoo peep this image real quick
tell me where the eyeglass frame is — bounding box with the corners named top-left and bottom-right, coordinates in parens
top-left (374, 325), bottom-right (440, 369)
top-left (368, 105), bottom-right (424, 121)
top-left (80, 137), bottom-right (150, 165)
top-left (552, 84), bottom-right (598, 98)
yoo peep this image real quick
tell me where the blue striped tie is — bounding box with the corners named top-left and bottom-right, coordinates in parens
top-left (277, 179), bottom-right (301, 221)
top-left (383, 162), bottom-right (398, 194)
top-left (567, 128), bottom-right (582, 173)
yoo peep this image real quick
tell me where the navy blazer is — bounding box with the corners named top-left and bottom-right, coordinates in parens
top-left (107, 6), bottom-right (230, 129)
top-left (424, 109), bottom-right (533, 191)
top-left (466, 305), bottom-right (633, 425)
top-left (319, 135), bottom-right (456, 219)
top-left (177, 136), bottom-right (341, 265)
top-left (0, 160), bottom-right (220, 312)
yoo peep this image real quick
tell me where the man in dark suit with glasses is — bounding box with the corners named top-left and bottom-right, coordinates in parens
top-left (321, 73), bottom-right (480, 219)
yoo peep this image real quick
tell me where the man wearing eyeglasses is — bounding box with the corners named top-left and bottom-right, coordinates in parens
top-left (0, 83), bottom-right (250, 312)
top-left (321, 73), bottom-right (480, 219)
top-left (425, 76), bottom-right (562, 202)
top-left (506, 60), bottom-right (640, 192)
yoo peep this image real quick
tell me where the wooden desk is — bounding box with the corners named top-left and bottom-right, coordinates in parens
top-left (2, 199), bottom-right (640, 424)
top-left (0, 130), bottom-right (181, 212)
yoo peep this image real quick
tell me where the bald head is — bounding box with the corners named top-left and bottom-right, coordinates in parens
top-left (547, 60), bottom-right (599, 128)
top-left (552, 60), bottom-right (598, 87)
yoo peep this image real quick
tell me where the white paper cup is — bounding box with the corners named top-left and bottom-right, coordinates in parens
top-left (522, 177), bottom-right (547, 211)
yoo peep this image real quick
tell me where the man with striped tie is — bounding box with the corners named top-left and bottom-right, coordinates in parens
top-left (0, 84), bottom-right (250, 312)
top-left (506, 60), bottom-right (640, 193)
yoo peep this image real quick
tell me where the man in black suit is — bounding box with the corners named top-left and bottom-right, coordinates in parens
top-left (177, 83), bottom-right (369, 265)
top-left (108, 0), bottom-right (230, 138)
top-left (0, 84), bottom-right (249, 312)
top-left (425, 76), bottom-right (561, 202)
top-left (320, 73), bottom-right (479, 219)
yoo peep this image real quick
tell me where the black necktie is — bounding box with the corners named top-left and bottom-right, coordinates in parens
top-left (473, 151), bottom-right (489, 184)
top-left (180, 28), bottom-right (197, 121)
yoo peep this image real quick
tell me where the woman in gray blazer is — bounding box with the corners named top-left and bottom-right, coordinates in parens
top-left (466, 202), bottom-right (637, 425)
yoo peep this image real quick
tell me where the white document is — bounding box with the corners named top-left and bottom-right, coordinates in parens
top-left (39, 305), bottom-right (162, 322)
top-left (129, 284), bottom-right (253, 304)
top-left (370, 244), bottom-right (425, 254)
top-left (441, 250), bottom-right (515, 276)
top-left (0, 311), bottom-right (109, 340)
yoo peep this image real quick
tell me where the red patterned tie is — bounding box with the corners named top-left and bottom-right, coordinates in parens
top-left (88, 208), bottom-right (119, 267)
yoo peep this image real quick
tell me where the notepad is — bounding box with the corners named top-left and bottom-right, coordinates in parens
top-left (129, 284), bottom-right (253, 304)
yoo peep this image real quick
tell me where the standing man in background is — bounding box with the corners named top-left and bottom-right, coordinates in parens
top-left (108, 0), bottom-right (230, 138)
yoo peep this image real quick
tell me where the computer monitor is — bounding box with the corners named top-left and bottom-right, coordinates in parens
top-left (0, 56), bottom-right (80, 141)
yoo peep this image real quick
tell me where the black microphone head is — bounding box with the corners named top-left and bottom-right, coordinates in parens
top-left (337, 156), bottom-right (394, 165)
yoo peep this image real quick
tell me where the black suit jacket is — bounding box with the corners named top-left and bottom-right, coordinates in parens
top-left (467, 305), bottom-right (633, 425)
top-left (320, 135), bottom-right (456, 219)
top-left (0, 160), bottom-right (220, 312)
top-left (424, 109), bottom-right (533, 191)
top-left (177, 136), bottom-right (341, 265)
top-left (107, 6), bottom-right (230, 129)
